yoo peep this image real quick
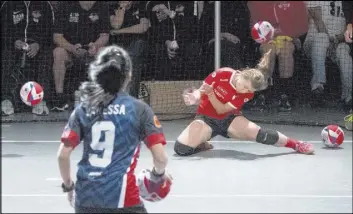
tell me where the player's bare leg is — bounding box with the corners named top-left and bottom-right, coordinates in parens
top-left (174, 120), bottom-right (213, 156)
top-left (227, 116), bottom-right (314, 154)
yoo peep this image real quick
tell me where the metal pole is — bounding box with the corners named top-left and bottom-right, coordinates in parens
top-left (214, 1), bottom-right (221, 70)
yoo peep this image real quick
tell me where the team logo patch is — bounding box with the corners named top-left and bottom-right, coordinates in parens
top-left (154, 116), bottom-right (162, 128)
top-left (211, 72), bottom-right (216, 78)
top-left (244, 98), bottom-right (249, 102)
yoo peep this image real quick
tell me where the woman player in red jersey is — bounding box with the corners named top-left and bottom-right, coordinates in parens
top-left (174, 51), bottom-right (315, 156)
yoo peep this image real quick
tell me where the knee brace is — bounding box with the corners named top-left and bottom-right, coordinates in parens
top-left (256, 129), bottom-right (279, 145)
top-left (174, 140), bottom-right (195, 156)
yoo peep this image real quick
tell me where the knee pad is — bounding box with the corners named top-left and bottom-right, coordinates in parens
top-left (256, 129), bottom-right (279, 145)
top-left (174, 140), bottom-right (195, 156)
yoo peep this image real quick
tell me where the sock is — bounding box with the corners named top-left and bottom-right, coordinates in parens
top-left (285, 138), bottom-right (298, 149)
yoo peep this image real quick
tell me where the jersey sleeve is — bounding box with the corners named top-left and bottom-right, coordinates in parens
top-left (61, 109), bottom-right (82, 149)
top-left (139, 103), bottom-right (166, 148)
top-left (203, 71), bottom-right (219, 85)
top-left (227, 93), bottom-right (254, 111)
top-left (204, 68), bottom-right (237, 85)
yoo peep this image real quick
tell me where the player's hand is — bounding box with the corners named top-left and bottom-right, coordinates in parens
top-left (200, 83), bottom-right (214, 95)
top-left (183, 87), bottom-right (198, 106)
top-left (67, 190), bottom-right (74, 207)
top-left (150, 168), bottom-right (173, 187)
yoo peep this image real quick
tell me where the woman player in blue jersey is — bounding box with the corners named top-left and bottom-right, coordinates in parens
top-left (57, 45), bottom-right (172, 213)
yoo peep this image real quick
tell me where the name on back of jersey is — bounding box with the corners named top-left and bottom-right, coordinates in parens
top-left (103, 104), bottom-right (126, 115)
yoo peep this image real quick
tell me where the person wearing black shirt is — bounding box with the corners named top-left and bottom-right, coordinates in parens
top-left (1, 1), bottom-right (54, 116)
top-left (52, 1), bottom-right (109, 111)
top-left (109, 1), bottom-right (150, 98)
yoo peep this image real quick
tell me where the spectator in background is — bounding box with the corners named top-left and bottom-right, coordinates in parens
top-left (109, 1), bottom-right (150, 98)
top-left (1, 1), bottom-right (54, 116)
top-left (52, 1), bottom-right (109, 111)
top-left (247, 1), bottom-right (308, 112)
top-left (197, 1), bottom-right (251, 74)
top-left (343, 1), bottom-right (352, 43)
top-left (146, 1), bottom-right (194, 80)
top-left (304, 1), bottom-right (352, 112)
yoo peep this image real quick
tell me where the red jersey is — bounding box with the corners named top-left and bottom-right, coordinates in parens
top-left (197, 68), bottom-right (254, 119)
top-left (247, 1), bottom-right (308, 38)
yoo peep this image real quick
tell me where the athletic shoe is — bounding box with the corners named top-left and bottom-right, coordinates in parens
top-left (2, 99), bottom-right (14, 116)
top-left (32, 101), bottom-right (49, 116)
top-left (294, 141), bottom-right (314, 154)
top-left (51, 94), bottom-right (69, 112)
top-left (194, 142), bottom-right (214, 153)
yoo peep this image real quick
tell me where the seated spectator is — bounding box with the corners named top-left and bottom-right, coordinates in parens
top-left (304, 1), bottom-right (352, 112)
top-left (52, 1), bottom-right (109, 111)
top-left (1, 1), bottom-right (54, 116)
top-left (109, 1), bottom-right (150, 98)
top-left (145, 1), bottom-right (194, 80)
top-left (196, 1), bottom-right (251, 74)
top-left (343, 1), bottom-right (352, 43)
top-left (247, 1), bottom-right (308, 112)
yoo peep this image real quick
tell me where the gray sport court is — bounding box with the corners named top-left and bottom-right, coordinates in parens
top-left (2, 121), bottom-right (352, 213)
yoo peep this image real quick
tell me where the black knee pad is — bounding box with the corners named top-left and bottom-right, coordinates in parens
top-left (174, 141), bottom-right (195, 156)
top-left (256, 129), bottom-right (279, 145)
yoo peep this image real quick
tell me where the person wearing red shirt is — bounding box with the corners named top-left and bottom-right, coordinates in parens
top-left (174, 51), bottom-right (314, 156)
top-left (247, 1), bottom-right (308, 112)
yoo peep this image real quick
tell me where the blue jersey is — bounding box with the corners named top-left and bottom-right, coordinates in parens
top-left (61, 92), bottom-right (166, 209)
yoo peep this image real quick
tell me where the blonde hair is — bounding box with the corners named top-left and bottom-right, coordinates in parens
top-left (240, 50), bottom-right (271, 91)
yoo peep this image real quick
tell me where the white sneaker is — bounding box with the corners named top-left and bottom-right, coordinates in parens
top-left (32, 101), bottom-right (49, 116)
top-left (2, 99), bottom-right (14, 116)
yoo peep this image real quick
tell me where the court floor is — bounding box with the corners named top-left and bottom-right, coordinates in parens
top-left (2, 121), bottom-right (352, 213)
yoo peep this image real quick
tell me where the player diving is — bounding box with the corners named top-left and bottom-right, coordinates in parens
top-left (174, 50), bottom-right (315, 156)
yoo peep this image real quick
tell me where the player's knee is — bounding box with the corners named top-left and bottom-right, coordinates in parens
top-left (255, 129), bottom-right (279, 145)
top-left (174, 140), bottom-right (195, 156)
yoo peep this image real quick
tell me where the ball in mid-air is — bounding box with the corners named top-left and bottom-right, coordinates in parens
top-left (251, 21), bottom-right (275, 44)
top-left (20, 81), bottom-right (44, 106)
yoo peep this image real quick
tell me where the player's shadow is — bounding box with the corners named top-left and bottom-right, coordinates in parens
top-left (173, 149), bottom-right (296, 161)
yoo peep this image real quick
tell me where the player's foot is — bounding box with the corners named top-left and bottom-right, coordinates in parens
top-left (195, 142), bottom-right (214, 153)
top-left (294, 141), bottom-right (314, 154)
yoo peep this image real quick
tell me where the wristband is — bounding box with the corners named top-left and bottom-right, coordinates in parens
top-left (61, 182), bottom-right (75, 192)
top-left (152, 167), bottom-right (165, 177)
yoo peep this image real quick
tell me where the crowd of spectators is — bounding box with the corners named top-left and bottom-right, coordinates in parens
top-left (1, 1), bottom-right (352, 117)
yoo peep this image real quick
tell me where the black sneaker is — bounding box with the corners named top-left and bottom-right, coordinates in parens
top-left (278, 94), bottom-right (292, 112)
top-left (51, 94), bottom-right (69, 112)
